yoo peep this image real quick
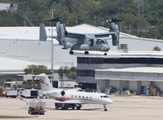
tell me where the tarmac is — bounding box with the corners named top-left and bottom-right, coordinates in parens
top-left (0, 95), bottom-right (163, 120)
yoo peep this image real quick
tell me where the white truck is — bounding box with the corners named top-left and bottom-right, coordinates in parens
top-left (21, 89), bottom-right (38, 98)
top-left (6, 89), bottom-right (17, 98)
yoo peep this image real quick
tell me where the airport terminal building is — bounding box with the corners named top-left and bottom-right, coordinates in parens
top-left (77, 53), bottom-right (163, 94)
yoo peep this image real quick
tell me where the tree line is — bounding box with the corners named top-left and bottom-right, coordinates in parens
top-left (0, 0), bottom-right (163, 39)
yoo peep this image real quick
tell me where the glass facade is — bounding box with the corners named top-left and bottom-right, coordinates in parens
top-left (77, 57), bottom-right (163, 64)
top-left (77, 70), bottom-right (95, 77)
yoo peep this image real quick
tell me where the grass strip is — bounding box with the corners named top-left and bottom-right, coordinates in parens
top-left (0, 115), bottom-right (32, 119)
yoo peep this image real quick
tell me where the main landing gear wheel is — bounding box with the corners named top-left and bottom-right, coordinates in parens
top-left (72, 106), bottom-right (75, 110)
top-left (69, 50), bottom-right (74, 55)
top-left (84, 51), bottom-right (89, 55)
top-left (104, 53), bottom-right (107, 55)
top-left (76, 106), bottom-right (81, 110)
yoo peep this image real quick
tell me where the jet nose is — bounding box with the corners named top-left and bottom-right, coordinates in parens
top-left (109, 99), bottom-right (113, 104)
top-left (107, 98), bottom-right (113, 104)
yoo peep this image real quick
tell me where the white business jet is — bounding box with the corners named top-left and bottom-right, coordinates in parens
top-left (38, 73), bottom-right (113, 111)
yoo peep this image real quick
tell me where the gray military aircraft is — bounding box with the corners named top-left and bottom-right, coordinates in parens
top-left (39, 17), bottom-right (121, 55)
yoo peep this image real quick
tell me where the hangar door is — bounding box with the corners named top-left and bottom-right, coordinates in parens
top-left (110, 80), bottom-right (120, 90)
top-left (151, 82), bottom-right (163, 91)
top-left (120, 81), bottom-right (129, 90)
top-left (129, 81), bottom-right (138, 91)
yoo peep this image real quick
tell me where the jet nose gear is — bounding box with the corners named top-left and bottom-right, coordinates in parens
top-left (103, 104), bottom-right (107, 111)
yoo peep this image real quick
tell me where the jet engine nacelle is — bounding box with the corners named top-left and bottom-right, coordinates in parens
top-left (62, 42), bottom-right (73, 49)
top-left (61, 90), bottom-right (65, 96)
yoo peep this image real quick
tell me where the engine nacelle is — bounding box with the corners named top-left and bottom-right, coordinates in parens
top-left (63, 42), bottom-right (73, 49)
top-left (112, 34), bottom-right (119, 46)
top-left (56, 22), bottom-right (66, 45)
top-left (110, 23), bottom-right (120, 46)
top-left (61, 90), bottom-right (65, 96)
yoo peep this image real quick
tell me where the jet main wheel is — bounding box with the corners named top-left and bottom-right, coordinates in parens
top-left (61, 105), bottom-right (68, 110)
top-left (84, 51), bottom-right (89, 55)
top-left (104, 53), bottom-right (107, 55)
top-left (104, 109), bottom-right (107, 111)
top-left (76, 106), bottom-right (81, 110)
top-left (69, 50), bottom-right (74, 55)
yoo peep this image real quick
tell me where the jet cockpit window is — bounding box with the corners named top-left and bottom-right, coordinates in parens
top-left (101, 96), bottom-right (109, 98)
top-left (103, 96), bottom-right (109, 98)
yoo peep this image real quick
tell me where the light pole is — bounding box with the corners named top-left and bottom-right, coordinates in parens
top-left (50, 28), bottom-right (54, 76)
top-left (133, 0), bottom-right (140, 17)
top-left (133, 0), bottom-right (141, 36)
top-left (51, 9), bottom-right (55, 78)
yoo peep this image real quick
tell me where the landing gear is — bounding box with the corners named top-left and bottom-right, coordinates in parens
top-left (55, 103), bottom-right (78, 110)
top-left (76, 106), bottom-right (81, 110)
top-left (103, 104), bottom-right (107, 111)
top-left (61, 105), bottom-right (68, 110)
top-left (69, 50), bottom-right (74, 55)
top-left (84, 51), bottom-right (89, 55)
top-left (104, 53), bottom-right (107, 55)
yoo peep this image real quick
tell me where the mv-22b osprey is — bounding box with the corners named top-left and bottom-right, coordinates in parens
top-left (39, 17), bottom-right (121, 55)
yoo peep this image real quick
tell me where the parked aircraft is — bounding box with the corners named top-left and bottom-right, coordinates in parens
top-left (37, 73), bottom-right (113, 111)
top-left (39, 17), bottom-right (121, 55)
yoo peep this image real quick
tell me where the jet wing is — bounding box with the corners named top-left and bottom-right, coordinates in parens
top-left (94, 32), bottom-right (116, 38)
top-left (66, 32), bottom-right (85, 39)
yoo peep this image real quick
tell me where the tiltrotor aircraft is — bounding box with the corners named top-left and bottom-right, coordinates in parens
top-left (39, 17), bottom-right (121, 55)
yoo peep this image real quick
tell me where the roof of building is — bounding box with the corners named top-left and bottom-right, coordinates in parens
top-left (0, 57), bottom-right (60, 72)
top-left (0, 24), bottom-right (137, 40)
top-left (0, 3), bottom-right (10, 11)
top-left (76, 51), bottom-right (163, 58)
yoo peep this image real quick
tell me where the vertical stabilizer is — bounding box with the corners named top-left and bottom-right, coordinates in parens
top-left (39, 23), bottom-right (47, 41)
top-left (38, 73), bottom-right (54, 91)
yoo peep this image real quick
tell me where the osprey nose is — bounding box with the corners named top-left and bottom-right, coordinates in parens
top-left (101, 44), bottom-right (110, 51)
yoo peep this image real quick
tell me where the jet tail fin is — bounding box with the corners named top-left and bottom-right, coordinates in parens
top-left (38, 73), bottom-right (55, 91)
top-left (39, 23), bottom-right (47, 41)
